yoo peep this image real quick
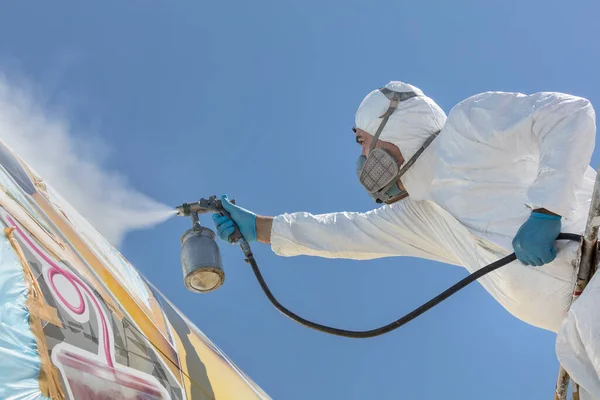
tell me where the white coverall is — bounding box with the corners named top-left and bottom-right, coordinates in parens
top-left (270, 83), bottom-right (599, 398)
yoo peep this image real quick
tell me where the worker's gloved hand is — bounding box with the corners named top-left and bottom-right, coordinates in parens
top-left (512, 211), bottom-right (561, 266)
top-left (212, 195), bottom-right (257, 243)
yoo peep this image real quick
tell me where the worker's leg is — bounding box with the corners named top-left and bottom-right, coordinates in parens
top-left (557, 271), bottom-right (600, 397)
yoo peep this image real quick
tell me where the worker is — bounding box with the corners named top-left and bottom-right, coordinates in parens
top-left (213, 81), bottom-right (599, 398)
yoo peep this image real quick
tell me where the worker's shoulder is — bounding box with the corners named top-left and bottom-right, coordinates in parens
top-left (451, 90), bottom-right (592, 112)
top-left (458, 90), bottom-right (590, 101)
top-left (446, 91), bottom-right (593, 128)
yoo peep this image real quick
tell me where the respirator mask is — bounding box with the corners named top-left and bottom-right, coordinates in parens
top-left (356, 88), bottom-right (439, 204)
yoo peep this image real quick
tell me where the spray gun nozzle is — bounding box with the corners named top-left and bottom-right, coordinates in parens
top-left (175, 202), bottom-right (210, 216)
top-left (175, 203), bottom-right (192, 216)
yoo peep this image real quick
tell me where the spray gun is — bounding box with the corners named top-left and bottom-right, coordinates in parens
top-left (175, 196), bottom-right (253, 293)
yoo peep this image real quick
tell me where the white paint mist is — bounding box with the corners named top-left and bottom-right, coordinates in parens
top-left (0, 74), bottom-right (175, 247)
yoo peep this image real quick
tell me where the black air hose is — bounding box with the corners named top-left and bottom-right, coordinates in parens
top-left (246, 233), bottom-right (582, 338)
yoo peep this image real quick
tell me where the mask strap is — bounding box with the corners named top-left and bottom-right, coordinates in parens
top-left (396, 130), bottom-right (440, 178)
top-left (368, 89), bottom-right (418, 152)
top-left (375, 129), bottom-right (441, 196)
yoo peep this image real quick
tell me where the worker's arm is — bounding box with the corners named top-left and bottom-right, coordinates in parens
top-left (256, 216), bottom-right (273, 244)
top-left (445, 92), bottom-right (595, 266)
top-left (450, 91), bottom-right (595, 218)
top-left (526, 93), bottom-right (596, 217)
top-left (265, 200), bottom-right (459, 263)
top-left (532, 208), bottom-right (559, 216)
top-left (511, 93), bottom-right (593, 266)
top-left (214, 195), bottom-right (457, 263)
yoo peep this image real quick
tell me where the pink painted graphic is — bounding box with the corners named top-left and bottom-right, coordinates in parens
top-left (4, 214), bottom-right (171, 400)
top-left (57, 349), bottom-right (165, 400)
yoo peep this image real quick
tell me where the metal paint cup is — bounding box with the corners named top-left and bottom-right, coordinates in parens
top-left (180, 227), bottom-right (224, 293)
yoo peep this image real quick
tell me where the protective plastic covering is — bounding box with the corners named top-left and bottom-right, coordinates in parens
top-left (0, 138), bottom-right (271, 399)
top-left (272, 83), bottom-right (600, 397)
top-left (0, 225), bottom-right (48, 400)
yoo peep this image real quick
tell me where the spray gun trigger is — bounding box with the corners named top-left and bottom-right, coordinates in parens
top-left (218, 208), bottom-right (243, 244)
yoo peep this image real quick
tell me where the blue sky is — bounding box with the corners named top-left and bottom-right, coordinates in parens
top-left (1, 1), bottom-right (599, 399)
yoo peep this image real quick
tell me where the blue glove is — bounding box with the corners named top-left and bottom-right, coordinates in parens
top-left (512, 211), bottom-right (561, 266)
top-left (212, 195), bottom-right (257, 243)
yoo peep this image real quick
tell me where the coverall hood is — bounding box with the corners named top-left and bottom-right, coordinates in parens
top-left (355, 81), bottom-right (447, 162)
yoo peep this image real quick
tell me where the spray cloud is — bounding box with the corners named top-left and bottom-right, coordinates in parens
top-left (0, 74), bottom-right (174, 247)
